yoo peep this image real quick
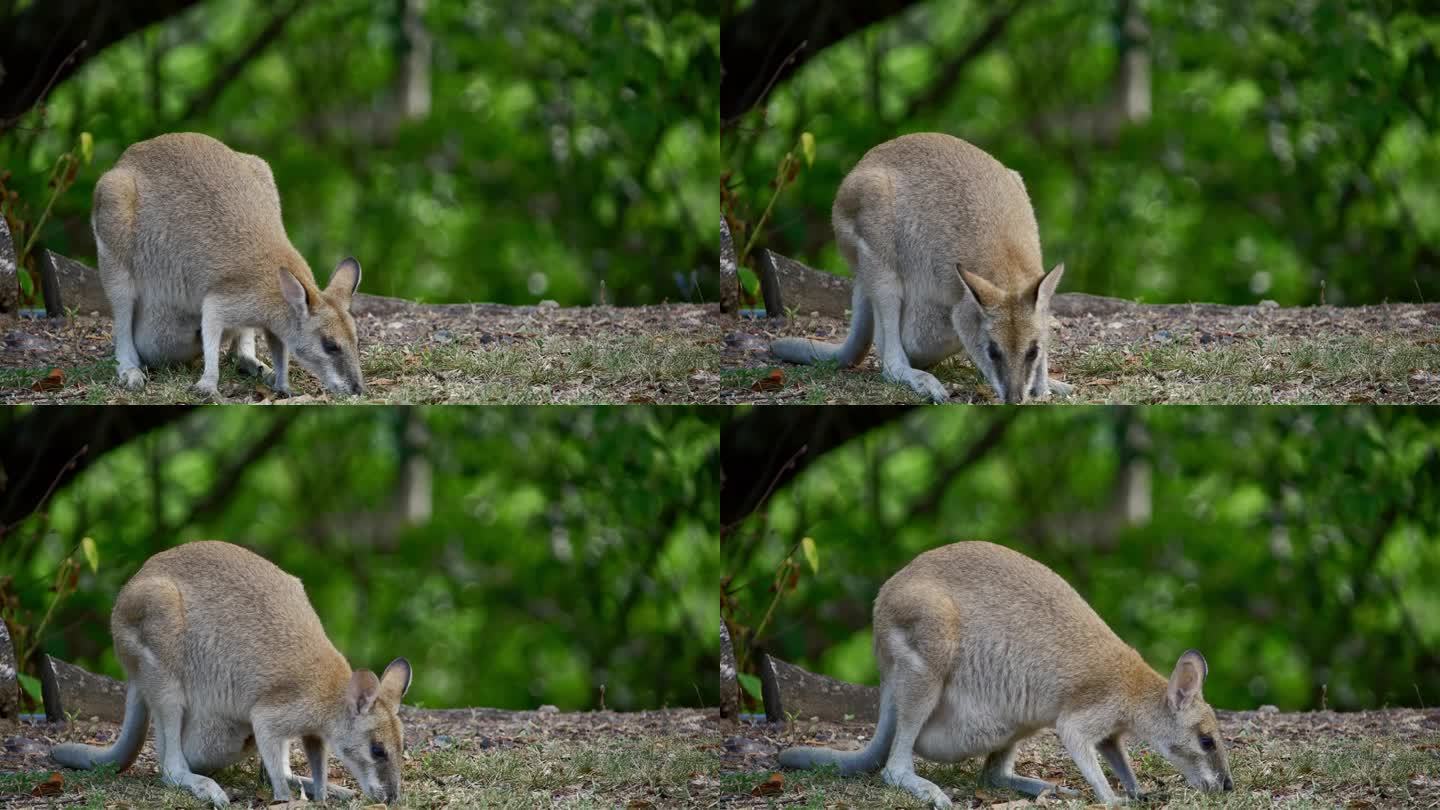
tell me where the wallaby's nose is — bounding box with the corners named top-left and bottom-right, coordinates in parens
top-left (1223, 776), bottom-right (1234, 791)
top-left (351, 381), bottom-right (365, 396)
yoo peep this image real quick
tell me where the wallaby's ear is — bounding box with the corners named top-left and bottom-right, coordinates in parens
top-left (278, 267), bottom-right (310, 318)
top-left (1034, 263), bottom-right (1065, 309)
top-left (326, 257), bottom-right (362, 304)
top-left (347, 669), bottom-right (382, 715)
top-left (1166, 649), bottom-right (1208, 712)
top-left (957, 265), bottom-right (1004, 309)
top-left (379, 657), bottom-right (413, 704)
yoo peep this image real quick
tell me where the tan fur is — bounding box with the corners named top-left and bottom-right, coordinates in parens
top-left (777, 542), bottom-right (1232, 807)
top-left (770, 133), bottom-right (1071, 403)
top-left (50, 542), bottom-right (411, 806)
top-left (93, 133), bottom-right (365, 400)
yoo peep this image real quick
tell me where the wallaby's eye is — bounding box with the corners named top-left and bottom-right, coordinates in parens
top-left (1199, 734), bottom-right (1216, 751)
top-left (322, 337), bottom-right (341, 355)
top-left (987, 342), bottom-right (1002, 363)
top-left (370, 741), bottom-right (387, 760)
top-left (1025, 343), bottom-right (1039, 364)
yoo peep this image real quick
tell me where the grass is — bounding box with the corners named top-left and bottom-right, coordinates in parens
top-left (726, 334), bottom-right (1440, 404)
top-left (1, 731), bottom-right (716, 808)
top-left (720, 715), bottom-right (1440, 809)
top-left (2, 332), bottom-right (717, 405)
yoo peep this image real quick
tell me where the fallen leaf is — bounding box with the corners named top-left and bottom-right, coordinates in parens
top-left (1090, 378), bottom-right (1118, 386)
top-left (31, 368), bottom-right (64, 392)
top-left (1347, 800), bottom-right (1376, 809)
top-left (751, 369), bottom-right (784, 392)
top-left (31, 771), bottom-right (63, 797)
top-left (751, 772), bottom-right (784, 797)
top-left (626, 801), bottom-right (655, 809)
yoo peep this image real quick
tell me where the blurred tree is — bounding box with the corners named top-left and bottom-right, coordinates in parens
top-left (0, 0), bottom-right (719, 307)
top-left (723, 406), bottom-right (1440, 712)
top-left (722, 0), bottom-right (1440, 305)
top-left (0, 406), bottom-right (720, 712)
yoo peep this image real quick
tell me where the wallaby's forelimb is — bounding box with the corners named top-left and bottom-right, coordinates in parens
top-left (50, 682), bottom-right (149, 772)
top-left (981, 744), bottom-right (1079, 798)
top-left (1098, 736), bottom-right (1141, 797)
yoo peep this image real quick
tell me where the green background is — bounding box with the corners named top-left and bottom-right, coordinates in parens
top-left (723, 0), bottom-right (1440, 306)
top-left (2, 406), bottom-right (719, 712)
top-left (3, 0), bottom-right (719, 306)
top-left (723, 406), bottom-right (1440, 712)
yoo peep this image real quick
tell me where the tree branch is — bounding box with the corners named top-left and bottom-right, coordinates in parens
top-left (901, 0), bottom-right (1029, 123)
top-left (177, 0), bottom-right (304, 125)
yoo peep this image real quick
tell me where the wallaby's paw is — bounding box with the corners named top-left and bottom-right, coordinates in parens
top-left (190, 381), bottom-right (224, 403)
top-left (886, 367), bottom-right (950, 403)
top-left (118, 366), bottom-right (147, 389)
top-left (235, 357), bottom-right (272, 379)
top-left (1048, 379), bottom-right (1075, 396)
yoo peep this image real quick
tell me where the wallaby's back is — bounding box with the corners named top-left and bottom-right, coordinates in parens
top-left (95, 133), bottom-right (303, 290)
top-left (835, 133), bottom-right (1045, 291)
top-left (116, 541), bottom-right (346, 702)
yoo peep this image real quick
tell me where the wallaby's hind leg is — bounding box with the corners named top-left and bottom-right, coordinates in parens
top-left (878, 667), bottom-right (952, 808)
top-left (114, 578), bottom-right (231, 806)
top-left (192, 297), bottom-right (226, 401)
top-left (981, 744), bottom-right (1079, 798)
top-left (93, 169), bottom-right (146, 389)
top-left (230, 329), bottom-right (272, 380)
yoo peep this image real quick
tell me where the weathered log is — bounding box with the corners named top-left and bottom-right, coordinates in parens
top-left (720, 218), bottom-right (739, 314)
top-left (0, 621), bottom-right (17, 719)
top-left (37, 655), bottom-right (128, 723)
top-left (0, 216), bottom-right (16, 314)
top-left (720, 620), bottom-right (738, 718)
top-left (757, 249), bottom-right (853, 319)
top-left (758, 653), bottom-right (880, 724)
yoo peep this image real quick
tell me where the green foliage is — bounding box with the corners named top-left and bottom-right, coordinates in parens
top-left (724, 0), bottom-right (1440, 305)
top-left (725, 407), bottom-right (1440, 711)
top-left (1, 0), bottom-right (718, 306)
top-left (1, 406), bottom-right (720, 712)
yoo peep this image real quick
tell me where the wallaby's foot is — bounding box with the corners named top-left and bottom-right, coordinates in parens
top-left (118, 366), bottom-right (147, 389)
top-left (169, 773), bottom-right (229, 806)
top-left (290, 775), bottom-right (355, 800)
top-left (881, 767), bottom-right (952, 810)
top-left (885, 367), bottom-right (949, 403)
top-left (190, 381), bottom-right (223, 402)
top-left (1047, 379), bottom-right (1075, 396)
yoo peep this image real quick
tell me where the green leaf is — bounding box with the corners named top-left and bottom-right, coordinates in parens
top-left (737, 672), bottom-right (764, 702)
top-left (80, 537), bottom-right (99, 574)
top-left (800, 132), bottom-right (815, 167)
top-left (17, 673), bottom-right (42, 704)
top-left (79, 132), bottom-right (93, 166)
top-left (800, 536), bottom-right (819, 574)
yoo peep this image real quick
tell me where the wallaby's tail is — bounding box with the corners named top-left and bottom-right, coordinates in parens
top-left (51, 681), bottom-right (147, 772)
top-left (770, 285), bottom-right (873, 367)
top-left (776, 684), bottom-right (894, 775)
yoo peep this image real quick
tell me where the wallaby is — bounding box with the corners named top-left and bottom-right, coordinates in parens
top-left (93, 132), bottom-right (365, 400)
top-left (777, 541), bottom-right (1233, 807)
top-left (51, 541), bottom-right (411, 806)
top-left (771, 133), bottom-right (1072, 404)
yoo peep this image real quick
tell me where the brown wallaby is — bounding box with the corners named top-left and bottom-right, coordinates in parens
top-left (777, 542), bottom-right (1232, 807)
top-left (50, 541), bottom-right (411, 806)
top-left (770, 133), bottom-right (1071, 404)
top-left (93, 132), bottom-right (365, 400)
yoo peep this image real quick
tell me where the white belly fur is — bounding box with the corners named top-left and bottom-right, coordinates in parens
top-left (914, 681), bottom-right (1041, 762)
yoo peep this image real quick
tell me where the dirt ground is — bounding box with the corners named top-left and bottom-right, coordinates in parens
top-left (722, 298), bottom-right (1440, 404)
top-left (1, 706), bottom-right (720, 808)
top-left (720, 708), bottom-right (1440, 808)
top-left (0, 298), bottom-right (723, 405)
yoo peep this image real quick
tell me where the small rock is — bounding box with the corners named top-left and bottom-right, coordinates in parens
top-left (430, 735), bottom-right (454, 749)
top-left (386, 321), bottom-right (404, 330)
top-left (477, 736), bottom-right (494, 750)
top-left (1106, 321), bottom-right (1123, 330)
top-left (1258, 299), bottom-right (1279, 309)
top-left (537, 704), bottom-right (559, 713)
top-left (723, 332), bottom-right (769, 352)
top-left (537, 300), bottom-right (560, 309)
top-left (478, 333), bottom-right (496, 344)
top-left (3, 331), bottom-right (60, 352)
top-left (1258, 704), bottom-right (1279, 713)
top-left (1150, 329), bottom-right (1172, 343)
top-left (3, 736), bottom-right (47, 755)
top-left (432, 329), bottom-right (454, 345)
top-left (1199, 333), bottom-right (1214, 345)
top-left (723, 736), bottom-right (775, 755)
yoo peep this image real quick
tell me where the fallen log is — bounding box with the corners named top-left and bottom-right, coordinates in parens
top-left (758, 653), bottom-right (880, 724)
top-left (37, 654), bottom-right (128, 723)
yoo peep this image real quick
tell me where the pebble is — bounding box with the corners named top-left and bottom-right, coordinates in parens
top-left (537, 704), bottom-right (559, 713)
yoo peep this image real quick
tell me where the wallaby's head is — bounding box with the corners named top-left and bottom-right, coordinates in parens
top-left (276, 257), bottom-right (365, 396)
top-left (1147, 650), bottom-right (1233, 793)
top-left (954, 262), bottom-right (1064, 404)
top-left (333, 657), bottom-right (411, 804)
